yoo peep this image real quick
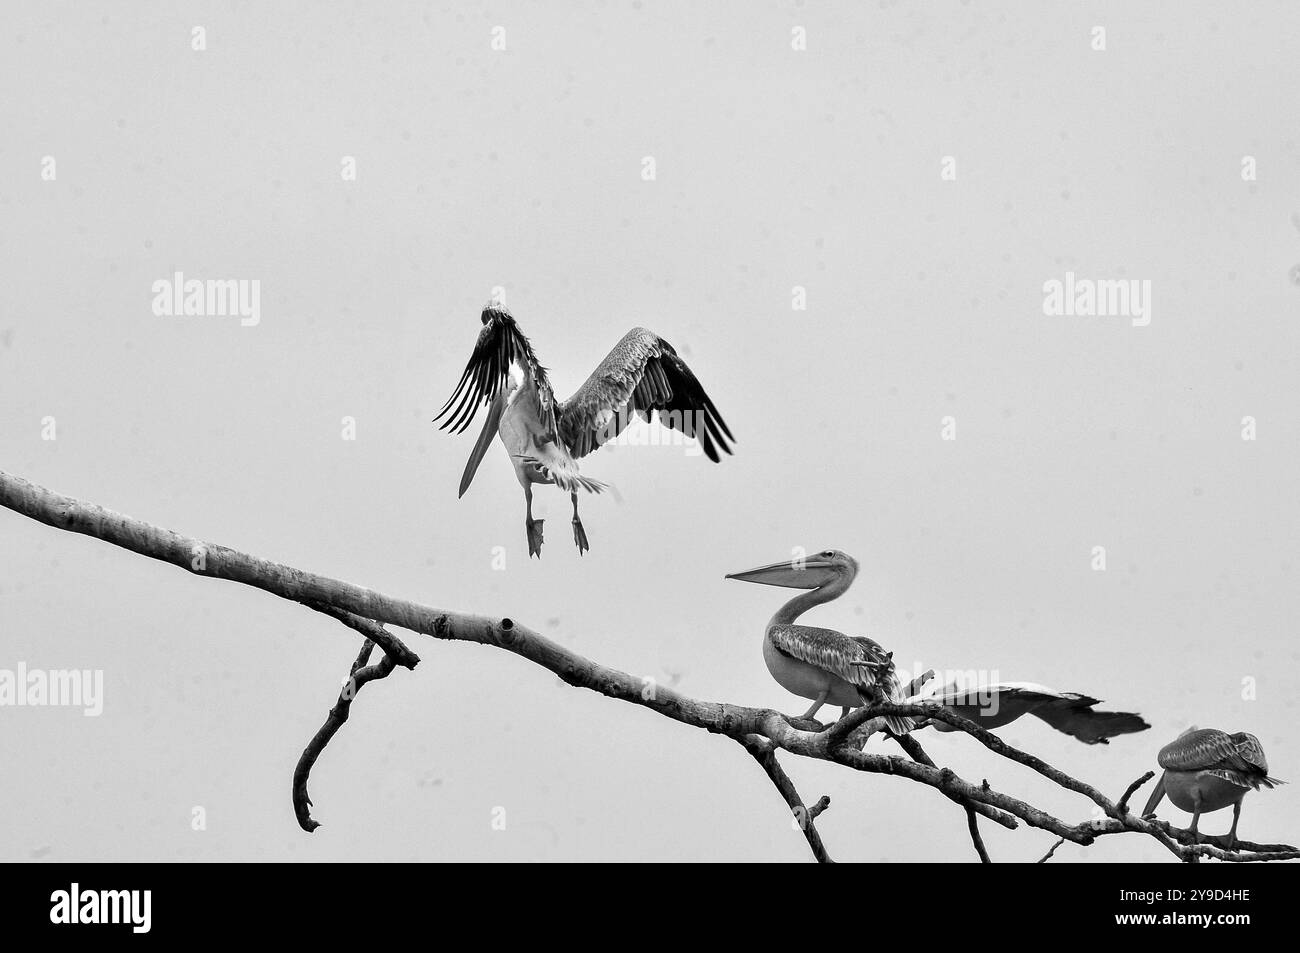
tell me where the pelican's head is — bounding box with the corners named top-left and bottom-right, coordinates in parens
top-left (725, 549), bottom-right (858, 590)
top-left (481, 301), bottom-right (511, 325)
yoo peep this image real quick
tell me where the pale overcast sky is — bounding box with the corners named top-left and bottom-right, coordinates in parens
top-left (2, 1), bottom-right (1298, 862)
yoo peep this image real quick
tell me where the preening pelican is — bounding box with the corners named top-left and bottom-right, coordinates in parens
top-left (435, 304), bottom-right (734, 557)
top-left (725, 550), bottom-right (914, 735)
top-left (908, 676), bottom-right (1150, 745)
top-left (1141, 727), bottom-right (1283, 850)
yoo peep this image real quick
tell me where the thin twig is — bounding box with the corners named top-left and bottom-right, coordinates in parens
top-left (1038, 837), bottom-right (1066, 863)
top-left (1117, 771), bottom-right (1155, 814)
top-left (808, 796), bottom-right (830, 821)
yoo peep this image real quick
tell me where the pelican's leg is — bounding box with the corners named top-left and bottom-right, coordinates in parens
top-left (525, 485), bottom-right (544, 558)
top-left (1226, 801), bottom-right (1242, 850)
top-left (570, 491), bottom-right (589, 556)
top-left (1187, 792), bottom-right (1203, 864)
top-left (841, 706), bottom-right (852, 720)
top-left (797, 689), bottom-right (829, 722)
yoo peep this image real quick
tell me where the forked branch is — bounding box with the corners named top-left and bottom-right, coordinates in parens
top-left (2, 469), bottom-right (1294, 863)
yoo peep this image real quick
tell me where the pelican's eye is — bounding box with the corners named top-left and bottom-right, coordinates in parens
top-left (822, 550), bottom-right (834, 558)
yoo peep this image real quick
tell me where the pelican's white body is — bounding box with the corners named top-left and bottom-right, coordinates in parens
top-left (1163, 771), bottom-right (1249, 814)
top-left (496, 371), bottom-right (587, 492)
top-left (762, 627), bottom-right (861, 707)
top-left (497, 375), bottom-right (552, 490)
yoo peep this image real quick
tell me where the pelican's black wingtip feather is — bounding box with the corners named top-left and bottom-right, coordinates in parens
top-left (662, 347), bottom-right (734, 463)
top-left (435, 307), bottom-right (546, 437)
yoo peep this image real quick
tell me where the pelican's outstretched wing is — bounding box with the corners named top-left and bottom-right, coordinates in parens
top-left (558, 327), bottom-right (734, 462)
top-left (920, 681), bottom-right (1149, 745)
top-left (1158, 728), bottom-right (1283, 788)
top-left (435, 305), bottom-right (550, 435)
top-left (1026, 691), bottom-right (1150, 745)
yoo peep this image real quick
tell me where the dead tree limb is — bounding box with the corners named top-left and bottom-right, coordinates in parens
top-left (2, 469), bottom-right (1295, 863)
top-left (1117, 771), bottom-right (1156, 814)
top-left (292, 627), bottom-right (405, 832)
top-left (893, 733), bottom-right (992, 862)
top-left (743, 736), bottom-right (833, 863)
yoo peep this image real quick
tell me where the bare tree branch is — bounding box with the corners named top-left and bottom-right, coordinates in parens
top-left (893, 733), bottom-right (993, 861)
top-left (292, 626), bottom-right (405, 832)
top-left (304, 601), bottom-right (420, 669)
top-left (742, 736), bottom-right (832, 863)
top-left (966, 804), bottom-right (991, 864)
top-left (1116, 771), bottom-right (1155, 815)
top-left (3, 469), bottom-right (1295, 863)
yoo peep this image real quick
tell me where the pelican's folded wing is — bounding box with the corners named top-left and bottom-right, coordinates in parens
top-left (558, 327), bottom-right (734, 462)
top-left (1229, 732), bottom-right (1270, 775)
top-left (768, 625), bottom-right (893, 691)
top-left (1190, 732), bottom-right (1283, 789)
top-left (1157, 727), bottom-right (1238, 771)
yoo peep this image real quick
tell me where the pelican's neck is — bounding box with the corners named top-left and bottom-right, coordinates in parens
top-left (768, 572), bottom-right (853, 628)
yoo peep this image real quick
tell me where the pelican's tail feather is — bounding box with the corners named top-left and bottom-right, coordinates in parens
top-left (574, 474), bottom-right (607, 494)
top-left (883, 714), bottom-right (915, 736)
top-left (514, 454), bottom-right (607, 494)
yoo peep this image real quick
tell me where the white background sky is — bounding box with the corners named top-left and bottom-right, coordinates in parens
top-left (2, 1), bottom-right (1298, 862)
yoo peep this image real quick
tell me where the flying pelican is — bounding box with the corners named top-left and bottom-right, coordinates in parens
top-left (434, 303), bottom-right (734, 557)
top-left (908, 676), bottom-right (1150, 745)
top-left (725, 550), bottom-right (915, 735)
top-left (1141, 727), bottom-right (1283, 850)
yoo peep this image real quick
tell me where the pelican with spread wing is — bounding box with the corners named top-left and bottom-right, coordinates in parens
top-left (1141, 727), bottom-right (1283, 850)
top-left (726, 548), bottom-right (1149, 743)
top-left (434, 303), bottom-right (734, 557)
top-left (907, 676), bottom-right (1150, 745)
top-left (725, 550), bottom-right (915, 735)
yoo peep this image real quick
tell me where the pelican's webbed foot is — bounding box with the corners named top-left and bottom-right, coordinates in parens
top-left (572, 517), bottom-right (589, 555)
top-left (526, 518), bottom-right (544, 559)
top-left (787, 716), bottom-right (829, 732)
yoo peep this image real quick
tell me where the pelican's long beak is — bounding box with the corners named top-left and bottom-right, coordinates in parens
top-left (725, 555), bottom-right (837, 590)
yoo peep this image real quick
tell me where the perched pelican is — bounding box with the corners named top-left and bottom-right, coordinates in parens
top-left (1141, 727), bottom-right (1283, 848)
top-left (435, 303), bottom-right (733, 557)
top-left (909, 677), bottom-right (1150, 745)
top-left (725, 550), bottom-right (914, 735)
